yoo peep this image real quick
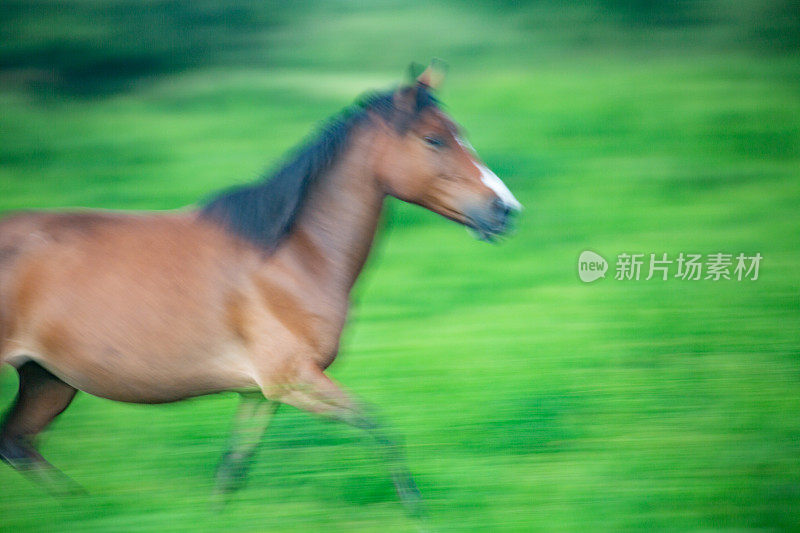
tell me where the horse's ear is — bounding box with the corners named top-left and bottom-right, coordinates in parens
top-left (405, 62), bottom-right (426, 85)
top-left (393, 59), bottom-right (447, 130)
top-left (394, 63), bottom-right (424, 116)
top-left (415, 58), bottom-right (447, 90)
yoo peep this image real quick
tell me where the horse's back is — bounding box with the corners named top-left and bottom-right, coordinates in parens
top-left (0, 210), bottom-right (138, 269)
top-left (0, 210), bottom-right (163, 306)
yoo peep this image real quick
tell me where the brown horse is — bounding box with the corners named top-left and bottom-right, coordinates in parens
top-left (0, 63), bottom-right (520, 515)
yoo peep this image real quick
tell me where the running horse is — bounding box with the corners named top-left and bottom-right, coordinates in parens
top-left (0, 63), bottom-right (521, 515)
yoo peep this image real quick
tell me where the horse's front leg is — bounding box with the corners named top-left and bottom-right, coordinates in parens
top-left (265, 362), bottom-right (425, 519)
top-left (213, 392), bottom-right (278, 504)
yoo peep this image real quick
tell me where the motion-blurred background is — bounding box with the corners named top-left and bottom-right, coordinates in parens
top-left (1, 1), bottom-right (799, 531)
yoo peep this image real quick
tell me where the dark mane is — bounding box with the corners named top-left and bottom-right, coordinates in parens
top-left (200, 85), bottom-right (438, 251)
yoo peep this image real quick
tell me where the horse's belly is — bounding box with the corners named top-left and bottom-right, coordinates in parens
top-left (24, 341), bottom-right (257, 403)
top-left (13, 302), bottom-right (257, 402)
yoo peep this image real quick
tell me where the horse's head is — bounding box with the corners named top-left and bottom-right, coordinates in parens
top-left (372, 62), bottom-right (522, 242)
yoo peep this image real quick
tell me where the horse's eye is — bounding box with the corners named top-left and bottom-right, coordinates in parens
top-left (424, 136), bottom-right (446, 148)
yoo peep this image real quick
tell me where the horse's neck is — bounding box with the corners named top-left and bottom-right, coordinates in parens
top-left (275, 127), bottom-right (385, 296)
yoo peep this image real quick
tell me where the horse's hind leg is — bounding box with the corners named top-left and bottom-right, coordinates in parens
top-left (0, 361), bottom-right (79, 494)
top-left (213, 393), bottom-right (278, 504)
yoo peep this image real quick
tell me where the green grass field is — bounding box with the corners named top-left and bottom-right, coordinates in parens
top-left (2, 1), bottom-right (800, 531)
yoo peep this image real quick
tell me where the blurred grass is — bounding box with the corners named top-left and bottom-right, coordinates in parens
top-left (2, 1), bottom-right (800, 531)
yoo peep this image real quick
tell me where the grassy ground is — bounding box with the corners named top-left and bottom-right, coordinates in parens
top-left (2, 2), bottom-right (800, 531)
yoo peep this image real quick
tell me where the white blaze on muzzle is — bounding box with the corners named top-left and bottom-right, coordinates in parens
top-left (477, 164), bottom-right (522, 210)
top-left (456, 136), bottom-right (522, 210)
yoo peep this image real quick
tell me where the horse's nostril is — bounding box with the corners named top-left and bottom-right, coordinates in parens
top-left (491, 198), bottom-right (510, 219)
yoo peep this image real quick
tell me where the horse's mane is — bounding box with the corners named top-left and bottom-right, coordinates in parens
top-left (200, 85), bottom-right (438, 251)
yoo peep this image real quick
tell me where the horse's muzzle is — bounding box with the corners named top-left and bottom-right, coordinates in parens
top-left (467, 198), bottom-right (520, 242)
